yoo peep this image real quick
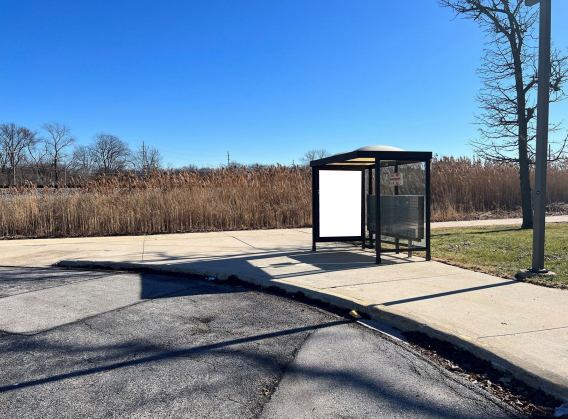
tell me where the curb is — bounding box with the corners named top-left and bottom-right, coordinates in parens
top-left (57, 259), bottom-right (568, 403)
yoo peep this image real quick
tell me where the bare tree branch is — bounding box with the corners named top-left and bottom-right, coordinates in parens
top-left (440, 0), bottom-right (568, 228)
top-left (42, 122), bottom-right (75, 183)
top-left (299, 149), bottom-right (331, 166)
top-left (89, 133), bottom-right (131, 175)
top-left (0, 123), bottom-right (37, 185)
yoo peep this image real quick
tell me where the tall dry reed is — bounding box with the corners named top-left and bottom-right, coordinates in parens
top-left (0, 167), bottom-right (312, 238)
top-left (1, 159), bottom-right (568, 238)
top-left (431, 157), bottom-right (568, 220)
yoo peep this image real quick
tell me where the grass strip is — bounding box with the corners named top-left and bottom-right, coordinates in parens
top-left (429, 223), bottom-right (568, 288)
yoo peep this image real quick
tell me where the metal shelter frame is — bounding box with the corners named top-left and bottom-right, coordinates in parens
top-left (310, 146), bottom-right (433, 264)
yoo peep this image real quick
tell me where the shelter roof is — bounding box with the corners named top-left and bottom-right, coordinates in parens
top-left (310, 145), bottom-right (432, 168)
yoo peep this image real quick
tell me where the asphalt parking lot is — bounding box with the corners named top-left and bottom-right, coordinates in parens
top-left (0, 267), bottom-right (522, 418)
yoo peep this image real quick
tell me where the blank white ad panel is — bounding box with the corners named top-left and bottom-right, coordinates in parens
top-left (319, 170), bottom-right (361, 237)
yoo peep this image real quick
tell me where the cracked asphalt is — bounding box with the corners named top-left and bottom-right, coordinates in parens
top-left (0, 267), bottom-right (523, 418)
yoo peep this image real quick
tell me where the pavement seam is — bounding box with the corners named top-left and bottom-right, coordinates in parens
top-left (0, 270), bottom-right (118, 299)
top-left (322, 272), bottom-right (466, 289)
top-left (256, 323), bottom-right (317, 419)
top-left (222, 232), bottom-right (261, 250)
top-left (4, 279), bottom-right (199, 336)
top-left (477, 325), bottom-right (568, 339)
top-left (141, 233), bottom-right (147, 261)
top-left (360, 323), bottom-right (526, 418)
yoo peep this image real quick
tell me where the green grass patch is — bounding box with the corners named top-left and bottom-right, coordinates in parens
top-left (430, 223), bottom-right (568, 288)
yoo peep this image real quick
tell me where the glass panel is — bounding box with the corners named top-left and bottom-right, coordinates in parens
top-left (367, 195), bottom-right (424, 241)
top-left (319, 170), bottom-right (362, 237)
top-left (367, 163), bottom-right (427, 248)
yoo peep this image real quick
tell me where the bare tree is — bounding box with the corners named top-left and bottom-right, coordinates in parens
top-left (227, 161), bottom-right (245, 169)
top-left (42, 122), bottom-right (75, 183)
top-left (89, 133), bottom-right (131, 175)
top-left (440, 0), bottom-right (568, 229)
top-left (247, 163), bottom-right (269, 171)
top-left (27, 139), bottom-right (50, 184)
top-left (69, 145), bottom-right (93, 179)
top-left (181, 164), bottom-right (199, 172)
top-left (131, 142), bottom-right (162, 174)
top-left (0, 141), bottom-right (7, 178)
top-left (300, 149), bottom-right (331, 165)
top-left (0, 123), bottom-right (37, 185)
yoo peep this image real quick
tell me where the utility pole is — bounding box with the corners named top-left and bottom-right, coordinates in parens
top-left (12, 152), bottom-right (16, 186)
top-left (142, 141), bottom-right (147, 174)
top-left (526, 0), bottom-right (552, 272)
top-left (227, 151), bottom-right (230, 166)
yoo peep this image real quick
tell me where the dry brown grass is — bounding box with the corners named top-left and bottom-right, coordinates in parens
top-left (1, 158), bottom-right (568, 238)
top-left (430, 157), bottom-right (568, 221)
top-left (0, 167), bottom-right (312, 238)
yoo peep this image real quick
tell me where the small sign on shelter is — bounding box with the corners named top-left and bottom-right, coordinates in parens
top-left (389, 172), bottom-right (403, 186)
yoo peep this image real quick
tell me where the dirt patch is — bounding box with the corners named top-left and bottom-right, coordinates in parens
top-left (403, 331), bottom-right (562, 418)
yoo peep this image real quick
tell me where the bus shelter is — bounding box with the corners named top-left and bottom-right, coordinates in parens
top-left (310, 145), bottom-right (432, 264)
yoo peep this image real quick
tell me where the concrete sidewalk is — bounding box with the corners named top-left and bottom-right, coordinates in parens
top-left (431, 214), bottom-right (568, 229)
top-left (1, 220), bottom-right (567, 402)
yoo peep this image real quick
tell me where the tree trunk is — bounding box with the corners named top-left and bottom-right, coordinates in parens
top-left (516, 73), bottom-right (533, 229)
top-left (510, 29), bottom-right (533, 229)
top-left (518, 138), bottom-right (533, 229)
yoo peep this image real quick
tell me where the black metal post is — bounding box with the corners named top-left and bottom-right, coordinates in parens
top-left (375, 160), bottom-right (381, 264)
top-left (394, 162), bottom-right (400, 254)
top-left (365, 168), bottom-right (373, 249)
top-left (425, 159), bottom-right (431, 261)
top-left (312, 167), bottom-right (319, 251)
top-left (361, 170), bottom-right (366, 249)
top-left (394, 163), bottom-right (399, 196)
top-left (368, 166), bottom-right (374, 249)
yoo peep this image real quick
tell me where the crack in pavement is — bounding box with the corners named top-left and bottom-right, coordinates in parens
top-left (223, 233), bottom-right (261, 250)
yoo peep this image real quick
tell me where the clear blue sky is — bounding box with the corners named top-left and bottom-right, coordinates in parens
top-left (2, 1), bottom-right (567, 168)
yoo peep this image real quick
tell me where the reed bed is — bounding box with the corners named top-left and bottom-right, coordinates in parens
top-left (1, 158), bottom-right (568, 238)
top-left (431, 157), bottom-right (568, 220)
top-left (0, 167), bottom-right (312, 238)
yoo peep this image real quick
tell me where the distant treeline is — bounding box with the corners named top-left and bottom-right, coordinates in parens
top-left (0, 121), bottom-right (278, 187)
top-left (0, 121), bottom-right (165, 186)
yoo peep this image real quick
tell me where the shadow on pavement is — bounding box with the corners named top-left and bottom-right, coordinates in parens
top-left (0, 318), bottom-right (508, 419)
top-left (379, 280), bottom-right (516, 306)
top-left (143, 244), bottom-right (421, 284)
top-left (0, 320), bottom-right (348, 393)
